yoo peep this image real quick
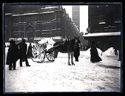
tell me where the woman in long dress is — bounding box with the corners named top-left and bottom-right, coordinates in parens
top-left (90, 41), bottom-right (102, 63)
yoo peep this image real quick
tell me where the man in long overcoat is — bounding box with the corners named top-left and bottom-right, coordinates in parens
top-left (6, 40), bottom-right (19, 70)
top-left (18, 39), bottom-right (30, 67)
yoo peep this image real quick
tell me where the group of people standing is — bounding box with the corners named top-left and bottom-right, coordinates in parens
top-left (6, 37), bottom-right (102, 70)
top-left (67, 37), bottom-right (102, 64)
top-left (6, 39), bottom-right (31, 70)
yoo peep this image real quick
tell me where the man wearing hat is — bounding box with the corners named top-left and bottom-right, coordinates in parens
top-left (6, 40), bottom-right (19, 70)
top-left (18, 39), bottom-right (31, 67)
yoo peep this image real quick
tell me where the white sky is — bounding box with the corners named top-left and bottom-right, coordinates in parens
top-left (62, 5), bottom-right (88, 33)
top-left (62, 6), bottom-right (72, 19)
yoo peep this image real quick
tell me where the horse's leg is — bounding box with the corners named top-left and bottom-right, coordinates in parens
top-left (68, 52), bottom-right (71, 65)
top-left (54, 50), bottom-right (58, 58)
top-left (71, 52), bottom-right (75, 65)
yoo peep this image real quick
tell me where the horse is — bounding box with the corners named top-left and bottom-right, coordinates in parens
top-left (53, 37), bottom-right (80, 65)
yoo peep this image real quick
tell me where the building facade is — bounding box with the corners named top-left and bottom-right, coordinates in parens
top-left (84, 4), bottom-right (122, 60)
top-left (4, 5), bottom-right (79, 42)
top-left (88, 4), bottom-right (122, 33)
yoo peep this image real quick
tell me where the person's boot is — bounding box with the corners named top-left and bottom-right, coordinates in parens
top-left (75, 58), bottom-right (79, 62)
top-left (68, 62), bottom-right (71, 66)
top-left (20, 64), bottom-right (22, 67)
top-left (9, 64), bottom-right (12, 70)
top-left (13, 66), bottom-right (16, 70)
top-left (13, 63), bottom-right (16, 70)
top-left (26, 63), bottom-right (31, 67)
top-left (26, 65), bottom-right (31, 67)
top-left (26, 60), bottom-right (31, 67)
top-left (9, 68), bottom-right (12, 70)
top-left (13, 67), bottom-right (16, 70)
top-left (72, 62), bottom-right (75, 65)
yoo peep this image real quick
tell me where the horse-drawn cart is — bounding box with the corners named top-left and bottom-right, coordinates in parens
top-left (31, 38), bottom-right (56, 63)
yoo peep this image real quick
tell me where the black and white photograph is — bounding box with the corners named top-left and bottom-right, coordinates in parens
top-left (3, 2), bottom-right (122, 93)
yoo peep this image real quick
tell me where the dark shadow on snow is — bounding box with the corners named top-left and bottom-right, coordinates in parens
top-left (31, 59), bottom-right (54, 63)
top-left (43, 61), bottom-right (54, 63)
top-left (98, 64), bottom-right (120, 69)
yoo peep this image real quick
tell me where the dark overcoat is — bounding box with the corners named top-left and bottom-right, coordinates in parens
top-left (90, 42), bottom-right (102, 63)
top-left (73, 39), bottom-right (80, 58)
top-left (27, 44), bottom-right (33, 58)
top-left (6, 43), bottom-right (19, 65)
top-left (18, 42), bottom-right (27, 61)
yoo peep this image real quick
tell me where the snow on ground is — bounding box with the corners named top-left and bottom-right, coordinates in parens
top-left (4, 46), bottom-right (121, 92)
top-left (103, 47), bottom-right (117, 56)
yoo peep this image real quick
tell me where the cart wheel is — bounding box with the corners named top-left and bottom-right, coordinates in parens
top-left (32, 46), bottom-right (45, 63)
top-left (37, 51), bottom-right (46, 63)
top-left (46, 51), bottom-right (55, 62)
top-left (32, 46), bottom-right (38, 58)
